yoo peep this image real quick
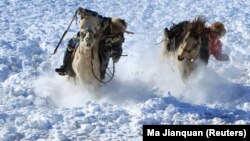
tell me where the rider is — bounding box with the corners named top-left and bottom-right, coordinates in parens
top-left (55, 8), bottom-right (127, 80)
top-left (164, 20), bottom-right (229, 62)
top-left (207, 22), bottom-right (229, 61)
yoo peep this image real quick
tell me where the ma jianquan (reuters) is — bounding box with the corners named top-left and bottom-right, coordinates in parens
top-left (147, 129), bottom-right (203, 138)
top-left (147, 128), bottom-right (245, 138)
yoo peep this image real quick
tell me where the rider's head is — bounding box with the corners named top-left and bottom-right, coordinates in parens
top-left (111, 18), bottom-right (127, 35)
top-left (210, 21), bottom-right (226, 37)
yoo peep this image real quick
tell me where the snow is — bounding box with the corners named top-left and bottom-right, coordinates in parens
top-left (0, 0), bottom-right (250, 140)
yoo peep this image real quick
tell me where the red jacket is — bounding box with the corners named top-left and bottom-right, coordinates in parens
top-left (208, 32), bottom-right (229, 61)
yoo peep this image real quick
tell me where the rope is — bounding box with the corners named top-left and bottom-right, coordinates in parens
top-left (91, 48), bottom-right (115, 84)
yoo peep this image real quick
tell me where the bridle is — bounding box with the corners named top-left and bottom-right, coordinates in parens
top-left (179, 31), bottom-right (202, 61)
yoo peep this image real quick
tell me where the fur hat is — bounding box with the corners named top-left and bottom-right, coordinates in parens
top-left (210, 21), bottom-right (226, 36)
top-left (111, 18), bottom-right (127, 33)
